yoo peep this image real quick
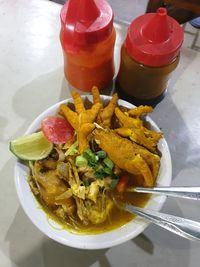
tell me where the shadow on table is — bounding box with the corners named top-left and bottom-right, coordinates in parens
top-left (58, 76), bottom-right (115, 102)
top-left (42, 239), bottom-right (111, 267)
top-left (130, 198), bottom-right (191, 267)
top-left (150, 47), bottom-right (200, 179)
top-left (0, 116), bottom-right (7, 142)
top-left (1, 168), bottom-right (191, 267)
top-left (4, 207), bottom-right (111, 267)
top-left (151, 92), bottom-right (200, 180)
top-left (4, 202), bottom-right (191, 267)
top-left (132, 233), bottom-right (154, 255)
top-left (145, 197), bottom-right (191, 249)
top-left (10, 68), bottom-right (63, 140)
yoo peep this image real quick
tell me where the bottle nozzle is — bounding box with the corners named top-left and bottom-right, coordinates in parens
top-left (142, 7), bottom-right (171, 43)
top-left (79, 0), bottom-right (100, 22)
top-left (157, 7), bottom-right (167, 16)
top-left (66, 0), bottom-right (100, 24)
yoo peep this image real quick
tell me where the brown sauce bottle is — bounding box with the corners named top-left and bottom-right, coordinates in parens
top-left (116, 8), bottom-right (184, 106)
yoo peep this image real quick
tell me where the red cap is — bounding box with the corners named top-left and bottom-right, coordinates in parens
top-left (124, 8), bottom-right (184, 67)
top-left (60, 0), bottom-right (113, 53)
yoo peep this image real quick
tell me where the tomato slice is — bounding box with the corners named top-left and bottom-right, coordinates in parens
top-left (41, 116), bottom-right (74, 144)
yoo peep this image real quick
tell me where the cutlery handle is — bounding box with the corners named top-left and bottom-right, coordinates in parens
top-left (126, 205), bottom-right (200, 241)
top-left (131, 186), bottom-right (200, 200)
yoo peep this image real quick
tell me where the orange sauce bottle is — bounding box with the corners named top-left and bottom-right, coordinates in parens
top-left (116, 8), bottom-right (184, 105)
top-left (60, 0), bottom-right (116, 92)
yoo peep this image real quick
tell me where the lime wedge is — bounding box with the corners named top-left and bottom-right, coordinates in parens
top-left (10, 131), bottom-right (53, 160)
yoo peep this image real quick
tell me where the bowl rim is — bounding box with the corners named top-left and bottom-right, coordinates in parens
top-left (14, 95), bottom-right (172, 249)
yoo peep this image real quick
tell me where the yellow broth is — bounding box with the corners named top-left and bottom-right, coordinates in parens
top-left (34, 191), bottom-right (151, 235)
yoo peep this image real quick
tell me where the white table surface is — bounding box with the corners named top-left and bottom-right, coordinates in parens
top-left (1, 0), bottom-right (200, 266)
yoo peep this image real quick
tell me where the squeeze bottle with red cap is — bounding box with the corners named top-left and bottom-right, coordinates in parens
top-left (60, 0), bottom-right (116, 92)
top-left (116, 8), bottom-right (184, 104)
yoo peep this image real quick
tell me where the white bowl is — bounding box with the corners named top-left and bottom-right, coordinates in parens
top-left (15, 95), bottom-right (172, 249)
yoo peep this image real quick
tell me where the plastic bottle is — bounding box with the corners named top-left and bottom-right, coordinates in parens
top-left (60, 0), bottom-right (116, 92)
top-left (116, 8), bottom-right (184, 105)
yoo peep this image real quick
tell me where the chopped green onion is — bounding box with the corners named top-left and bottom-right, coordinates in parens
top-left (110, 174), bottom-right (120, 189)
top-left (112, 174), bottom-right (120, 180)
top-left (94, 171), bottom-right (106, 179)
top-left (83, 148), bottom-right (98, 167)
top-left (97, 150), bottom-right (107, 159)
top-left (94, 166), bottom-right (113, 179)
top-left (75, 155), bottom-right (88, 167)
top-left (94, 165), bottom-right (108, 179)
top-left (83, 179), bottom-right (90, 187)
top-left (110, 179), bottom-right (119, 189)
top-left (104, 167), bottom-right (112, 175)
top-left (103, 157), bottom-right (114, 170)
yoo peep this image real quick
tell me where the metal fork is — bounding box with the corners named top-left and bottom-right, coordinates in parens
top-left (126, 205), bottom-right (200, 241)
top-left (126, 186), bottom-right (200, 200)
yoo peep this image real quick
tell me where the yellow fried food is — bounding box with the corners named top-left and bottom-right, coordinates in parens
top-left (115, 127), bottom-right (162, 152)
top-left (59, 91), bottom-right (101, 153)
top-left (128, 105), bottom-right (153, 117)
top-left (93, 129), bottom-right (160, 186)
top-left (115, 107), bottom-right (142, 128)
top-left (92, 86), bottom-right (118, 128)
top-left (115, 107), bottom-right (162, 152)
top-left (27, 87), bottom-right (164, 232)
top-left (33, 161), bottom-right (75, 215)
top-left (71, 91), bottom-right (85, 114)
top-left (97, 94), bottom-right (118, 128)
top-left (78, 123), bottom-right (95, 154)
top-left (91, 86), bottom-right (102, 105)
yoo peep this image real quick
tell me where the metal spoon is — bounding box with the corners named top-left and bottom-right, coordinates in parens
top-left (126, 186), bottom-right (200, 200)
top-left (126, 205), bottom-right (200, 241)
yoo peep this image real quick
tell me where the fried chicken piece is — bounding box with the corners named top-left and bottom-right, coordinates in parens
top-left (93, 129), bottom-right (160, 186)
top-left (87, 196), bottom-right (114, 224)
top-left (75, 195), bottom-right (114, 224)
top-left (91, 86), bottom-right (102, 105)
top-left (32, 161), bottom-right (76, 215)
top-left (115, 107), bottom-right (142, 128)
top-left (59, 91), bottom-right (101, 153)
top-left (78, 123), bottom-right (95, 154)
top-left (115, 127), bottom-right (162, 153)
top-left (115, 107), bottom-right (162, 152)
top-left (128, 105), bottom-right (153, 117)
top-left (91, 86), bottom-right (118, 128)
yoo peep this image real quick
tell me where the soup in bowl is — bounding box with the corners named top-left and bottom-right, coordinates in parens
top-left (14, 88), bottom-right (172, 249)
